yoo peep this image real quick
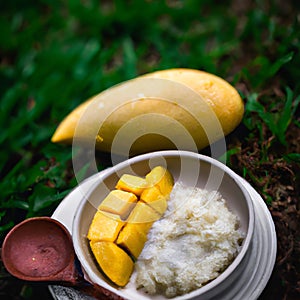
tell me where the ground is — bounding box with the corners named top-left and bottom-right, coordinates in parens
top-left (0, 0), bottom-right (299, 299)
top-left (1, 123), bottom-right (299, 299)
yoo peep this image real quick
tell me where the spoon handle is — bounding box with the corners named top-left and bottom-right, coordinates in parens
top-left (75, 282), bottom-right (125, 300)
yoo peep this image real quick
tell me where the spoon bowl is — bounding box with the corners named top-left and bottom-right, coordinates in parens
top-left (1, 217), bottom-right (124, 299)
top-left (1, 217), bottom-right (78, 284)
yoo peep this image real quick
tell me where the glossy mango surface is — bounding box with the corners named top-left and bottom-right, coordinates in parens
top-left (87, 166), bottom-right (174, 286)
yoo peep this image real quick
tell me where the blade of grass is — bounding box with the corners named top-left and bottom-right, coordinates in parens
top-left (245, 88), bottom-right (300, 145)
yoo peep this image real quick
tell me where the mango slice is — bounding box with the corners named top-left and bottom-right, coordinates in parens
top-left (116, 201), bottom-right (159, 259)
top-left (115, 174), bottom-right (148, 195)
top-left (146, 166), bottom-right (174, 196)
top-left (99, 190), bottom-right (137, 220)
top-left (140, 186), bottom-right (167, 215)
top-left (117, 223), bottom-right (149, 260)
top-left (87, 211), bottom-right (124, 242)
top-left (90, 241), bottom-right (134, 287)
top-left (87, 166), bottom-right (174, 287)
top-left (127, 201), bottom-right (160, 224)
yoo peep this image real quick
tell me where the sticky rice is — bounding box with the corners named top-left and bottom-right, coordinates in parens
top-left (135, 182), bottom-right (244, 298)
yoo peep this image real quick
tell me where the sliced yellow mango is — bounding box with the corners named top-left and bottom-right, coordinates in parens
top-left (146, 166), bottom-right (174, 196)
top-left (127, 201), bottom-right (160, 224)
top-left (99, 190), bottom-right (137, 220)
top-left (87, 166), bottom-right (175, 287)
top-left (90, 241), bottom-right (134, 287)
top-left (115, 174), bottom-right (148, 196)
top-left (87, 211), bottom-right (124, 242)
top-left (117, 223), bottom-right (148, 259)
top-left (140, 186), bottom-right (167, 215)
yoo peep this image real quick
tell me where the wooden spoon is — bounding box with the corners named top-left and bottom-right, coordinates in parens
top-left (1, 217), bottom-right (123, 300)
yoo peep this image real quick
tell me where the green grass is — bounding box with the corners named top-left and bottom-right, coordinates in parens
top-left (244, 88), bottom-right (300, 145)
top-left (1, 0), bottom-right (299, 248)
top-left (1, 1), bottom-right (300, 299)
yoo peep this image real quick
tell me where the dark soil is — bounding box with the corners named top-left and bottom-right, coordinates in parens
top-left (228, 122), bottom-right (300, 300)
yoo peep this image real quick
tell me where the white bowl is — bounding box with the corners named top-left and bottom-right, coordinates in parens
top-left (72, 150), bottom-right (254, 299)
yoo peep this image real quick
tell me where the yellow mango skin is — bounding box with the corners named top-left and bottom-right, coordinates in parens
top-left (90, 241), bottom-right (134, 287)
top-left (99, 190), bottom-right (137, 220)
top-left (115, 174), bottom-right (148, 196)
top-left (51, 68), bottom-right (244, 154)
top-left (142, 69), bottom-right (244, 136)
top-left (87, 211), bottom-right (124, 242)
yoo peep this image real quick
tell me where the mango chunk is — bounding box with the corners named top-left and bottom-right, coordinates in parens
top-left (99, 190), bottom-right (137, 219)
top-left (117, 223), bottom-right (148, 259)
top-left (116, 174), bottom-right (148, 196)
top-left (90, 241), bottom-right (134, 287)
top-left (127, 201), bottom-right (160, 224)
top-left (140, 186), bottom-right (168, 215)
top-left (88, 166), bottom-right (175, 287)
top-left (87, 211), bottom-right (124, 242)
top-left (145, 166), bottom-right (174, 196)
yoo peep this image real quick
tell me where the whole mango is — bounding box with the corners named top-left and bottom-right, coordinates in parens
top-left (51, 68), bottom-right (244, 155)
